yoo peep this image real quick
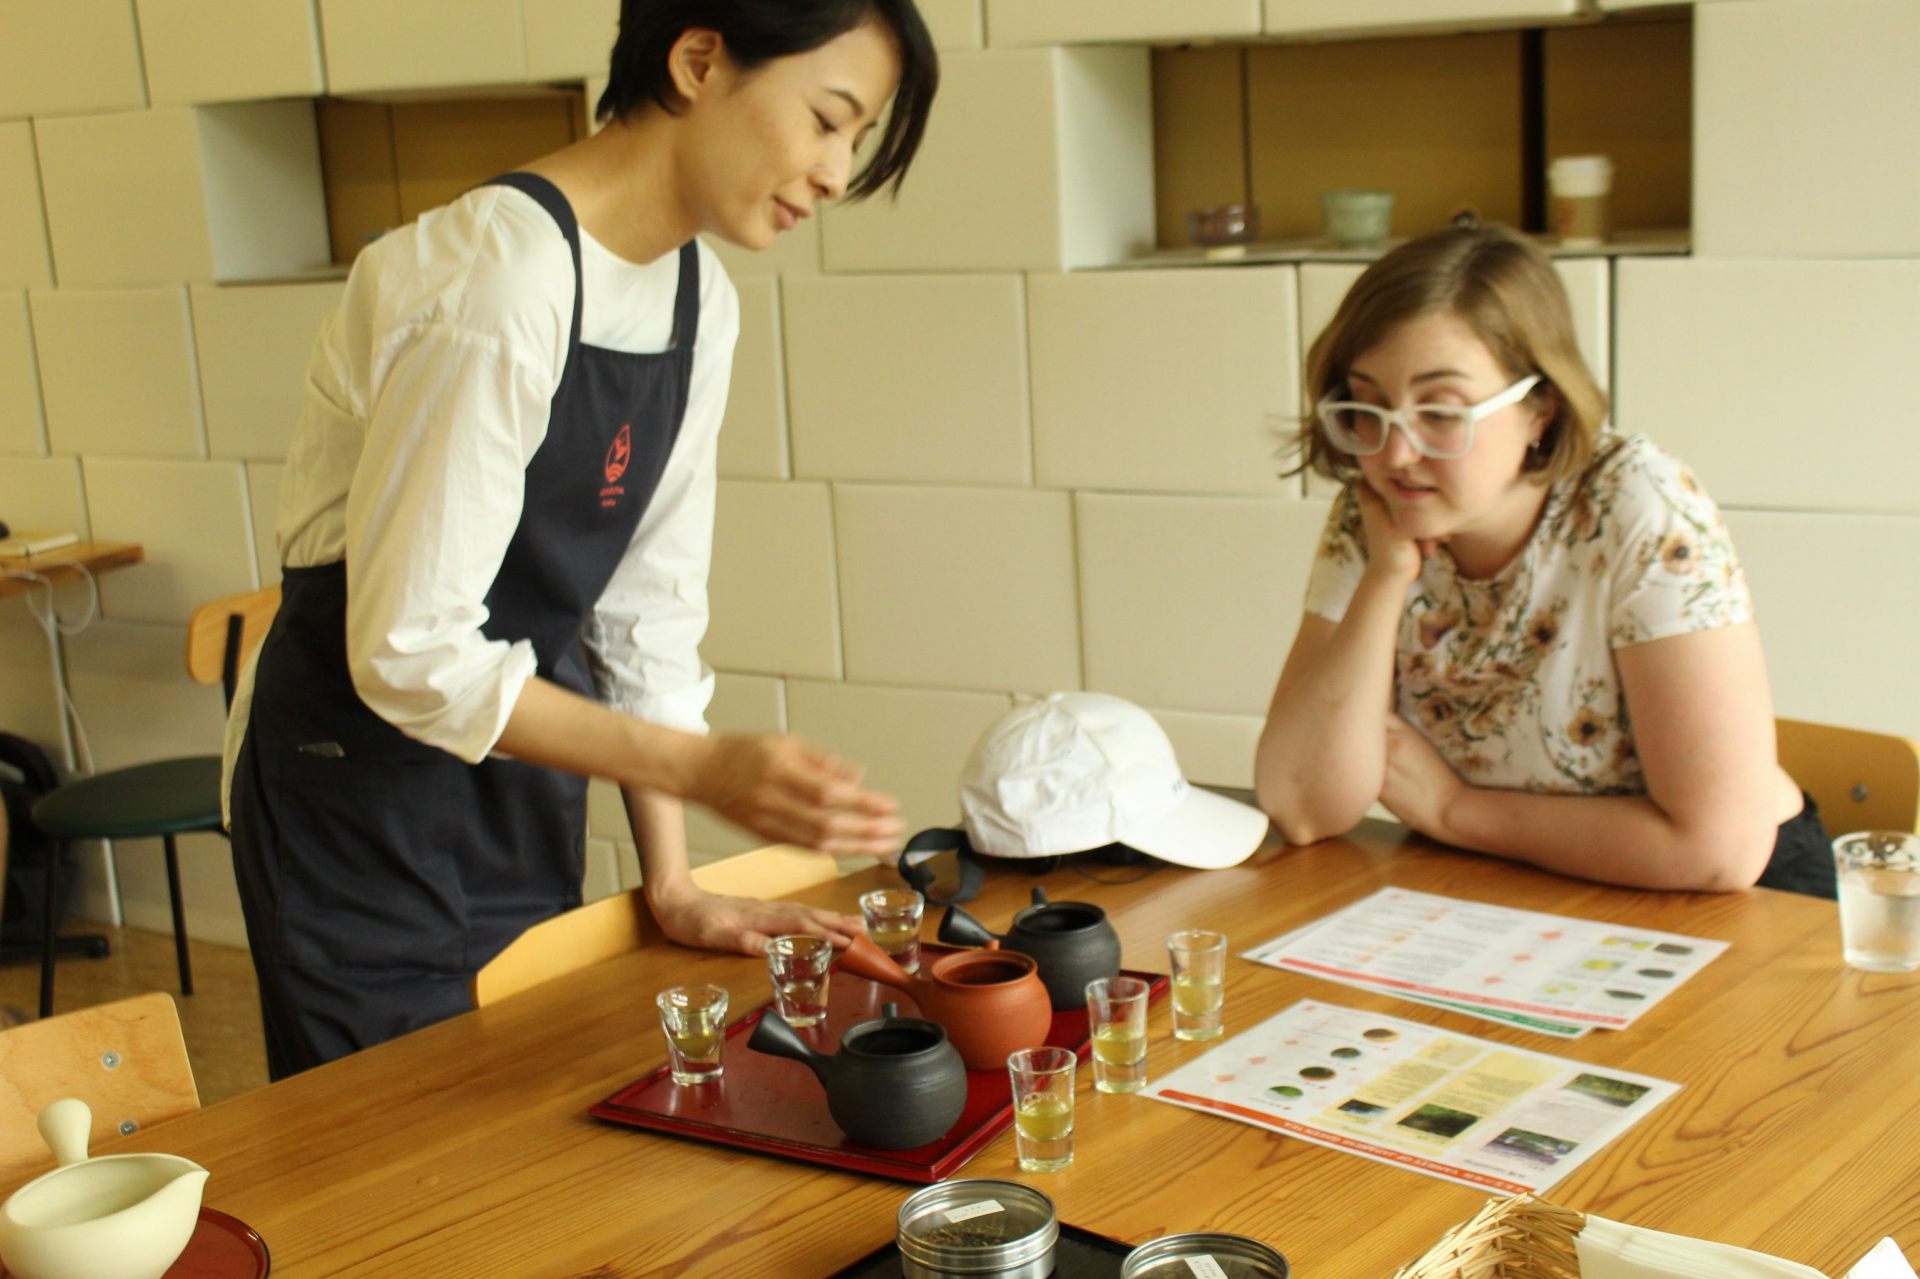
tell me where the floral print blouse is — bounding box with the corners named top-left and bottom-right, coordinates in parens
top-left (1303, 434), bottom-right (1752, 797)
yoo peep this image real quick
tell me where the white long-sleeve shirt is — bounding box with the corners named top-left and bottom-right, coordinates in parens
top-left (224, 184), bottom-right (737, 803)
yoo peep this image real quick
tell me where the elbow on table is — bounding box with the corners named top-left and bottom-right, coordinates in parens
top-left (1674, 817), bottom-right (1777, 893)
top-left (1255, 779), bottom-right (1365, 849)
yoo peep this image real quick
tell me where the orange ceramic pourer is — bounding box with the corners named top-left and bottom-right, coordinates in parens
top-left (837, 934), bottom-right (1052, 1071)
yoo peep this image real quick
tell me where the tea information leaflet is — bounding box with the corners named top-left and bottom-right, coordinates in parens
top-left (1149, 1000), bottom-right (1678, 1195)
top-left (1244, 887), bottom-right (1728, 1037)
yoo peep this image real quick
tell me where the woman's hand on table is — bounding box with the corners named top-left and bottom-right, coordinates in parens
top-left (648, 882), bottom-right (862, 957)
top-left (682, 734), bottom-right (903, 858)
top-left (1379, 713), bottom-right (1467, 842)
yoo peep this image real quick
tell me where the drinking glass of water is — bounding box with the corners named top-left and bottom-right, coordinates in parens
top-left (1834, 831), bottom-right (1920, 972)
top-left (767, 934), bottom-right (834, 1027)
top-left (1167, 930), bottom-right (1227, 1041)
top-left (859, 888), bottom-right (925, 974)
top-left (1007, 1046), bottom-right (1076, 1172)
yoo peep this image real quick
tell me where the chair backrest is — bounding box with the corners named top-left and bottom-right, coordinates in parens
top-left (471, 847), bottom-right (845, 1009)
top-left (689, 844), bottom-right (842, 899)
top-left (471, 888), bottom-right (658, 1009)
top-left (184, 584), bottom-right (281, 708)
top-left (0, 992), bottom-right (200, 1182)
top-left (1777, 717), bottom-right (1920, 836)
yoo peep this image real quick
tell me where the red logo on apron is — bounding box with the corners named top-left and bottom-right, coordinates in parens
top-left (604, 424), bottom-right (632, 484)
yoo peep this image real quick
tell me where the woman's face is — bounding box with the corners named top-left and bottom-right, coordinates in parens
top-left (682, 21), bottom-right (901, 250)
top-left (1346, 309), bottom-right (1552, 568)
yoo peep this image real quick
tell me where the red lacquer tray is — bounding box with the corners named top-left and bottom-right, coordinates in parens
top-left (590, 945), bottom-right (1168, 1181)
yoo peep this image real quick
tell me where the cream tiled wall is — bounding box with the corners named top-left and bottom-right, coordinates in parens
top-left (1694, 0), bottom-right (1919, 258)
top-left (1028, 268), bottom-right (1298, 495)
top-left (987, 0), bottom-right (1262, 45)
top-left (784, 275), bottom-right (1031, 486)
top-left (0, 295), bottom-right (44, 454)
top-left (319, 0), bottom-right (529, 94)
top-left (135, 0), bottom-right (327, 107)
top-left (2, 0), bottom-right (1913, 957)
top-left (0, 125), bottom-right (55, 289)
top-left (190, 282), bottom-right (345, 460)
top-left (0, 0), bottom-right (147, 120)
top-left (31, 289), bottom-right (204, 459)
top-left (819, 48), bottom-right (1155, 273)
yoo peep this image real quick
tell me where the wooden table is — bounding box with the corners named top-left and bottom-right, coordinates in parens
top-left (13, 824), bottom-right (1917, 1277)
top-left (0, 540), bottom-right (143, 603)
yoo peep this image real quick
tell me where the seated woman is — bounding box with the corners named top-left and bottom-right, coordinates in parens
top-left (1255, 221), bottom-right (1832, 896)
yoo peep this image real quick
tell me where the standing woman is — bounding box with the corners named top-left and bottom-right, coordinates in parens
top-left (1256, 222), bottom-right (1830, 897)
top-left (226, 0), bottom-right (939, 1078)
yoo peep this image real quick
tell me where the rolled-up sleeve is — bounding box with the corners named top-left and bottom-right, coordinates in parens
top-left (343, 321), bottom-right (559, 762)
top-left (581, 262), bottom-right (738, 734)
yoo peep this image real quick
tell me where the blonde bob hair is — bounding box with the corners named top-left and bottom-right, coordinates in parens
top-left (1292, 222), bottom-right (1608, 487)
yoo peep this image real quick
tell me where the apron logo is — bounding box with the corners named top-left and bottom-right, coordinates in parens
top-left (604, 423), bottom-right (632, 484)
top-left (601, 423), bottom-right (631, 509)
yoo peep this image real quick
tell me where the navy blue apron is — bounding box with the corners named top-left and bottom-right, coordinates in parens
top-left (231, 173), bottom-right (699, 1079)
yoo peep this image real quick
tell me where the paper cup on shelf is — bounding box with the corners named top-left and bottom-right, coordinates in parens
top-left (1548, 155), bottom-right (1613, 248)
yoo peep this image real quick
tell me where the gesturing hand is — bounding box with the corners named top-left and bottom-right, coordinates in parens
top-left (684, 733), bottom-right (904, 858)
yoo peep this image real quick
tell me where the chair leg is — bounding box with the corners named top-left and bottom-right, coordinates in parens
top-left (39, 841), bottom-right (58, 1019)
top-left (164, 834), bottom-right (193, 996)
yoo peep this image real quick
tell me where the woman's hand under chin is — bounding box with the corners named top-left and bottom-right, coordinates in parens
top-left (1379, 713), bottom-right (1468, 843)
top-left (1355, 480), bottom-right (1443, 588)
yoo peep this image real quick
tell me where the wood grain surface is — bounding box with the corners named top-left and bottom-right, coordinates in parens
top-left (7, 824), bottom-right (1913, 1278)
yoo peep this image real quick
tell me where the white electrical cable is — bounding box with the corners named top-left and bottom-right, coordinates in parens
top-left (2, 561), bottom-right (101, 776)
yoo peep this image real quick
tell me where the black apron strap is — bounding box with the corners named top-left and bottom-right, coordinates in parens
top-left (484, 172), bottom-right (585, 351)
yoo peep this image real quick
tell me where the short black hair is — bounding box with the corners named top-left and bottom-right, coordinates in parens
top-left (597, 0), bottom-right (939, 201)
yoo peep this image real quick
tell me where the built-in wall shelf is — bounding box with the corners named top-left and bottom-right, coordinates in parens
top-left (1111, 228), bottom-right (1689, 271)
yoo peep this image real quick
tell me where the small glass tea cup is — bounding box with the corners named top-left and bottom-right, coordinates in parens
top-left (656, 984), bottom-right (728, 1086)
top-left (1085, 976), bottom-right (1151, 1093)
top-left (767, 934), bottom-right (834, 1027)
top-left (1007, 1046), bottom-right (1076, 1172)
top-left (1167, 930), bottom-right (1227, 1041)
top-left (859, 888), bottom-right (926, 974)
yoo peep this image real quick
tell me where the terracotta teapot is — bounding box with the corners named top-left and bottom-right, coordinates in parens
top-left (938, 887), bottom-right (1123, 1010)
top-left (0, 1098), bottom-right (208, 1279)
top-left (748, 1002), bottom-right (967, 1150)
top-left (837, 934), bottom-right (1053, 1071)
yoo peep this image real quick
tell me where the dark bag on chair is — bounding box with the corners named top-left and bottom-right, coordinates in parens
top-left (0, 731), bottom-right (76, 943)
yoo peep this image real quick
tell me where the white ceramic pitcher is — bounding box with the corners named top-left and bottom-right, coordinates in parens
top-left (0, 1099), bottom-right (207, 1279)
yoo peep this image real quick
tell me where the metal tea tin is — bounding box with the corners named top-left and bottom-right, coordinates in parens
top-left (1120, 1232), bottom-right (1290, 1279)
top-left (896, 1179), bottom-right (1059, 1278)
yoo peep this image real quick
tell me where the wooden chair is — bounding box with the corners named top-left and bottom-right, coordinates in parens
top-left (471, 888), bottom-right (658, 1009)
top-left (0, 991), bottom-right (199, 1183)
top-left (28, 585), bottom-right (281, 1017)
top-left (689, 843), bottom-right (841, 898)
top-left (1777, 717), bottom-right (1920, 835)
top-left (470, 846), bottom-right (844, 1009)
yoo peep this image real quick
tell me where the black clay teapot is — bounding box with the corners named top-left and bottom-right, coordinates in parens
top-left (938, 887), bottom-right (1123, 1010)
top-left (747, 1003), bottom-right (967, 1150)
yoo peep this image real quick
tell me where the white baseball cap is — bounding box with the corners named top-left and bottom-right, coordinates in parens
top-left (958, 692), bottom-right (1271, 870)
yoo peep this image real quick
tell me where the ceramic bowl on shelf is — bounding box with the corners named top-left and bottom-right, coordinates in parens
top-left (1186, 203), bottom-right (1261, 250)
